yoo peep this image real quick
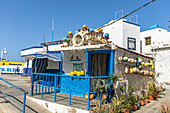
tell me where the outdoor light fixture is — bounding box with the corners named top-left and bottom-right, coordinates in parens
top-left (0, 48), bottom-right (8, 75)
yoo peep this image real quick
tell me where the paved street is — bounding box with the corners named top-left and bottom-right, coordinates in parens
top-left (0, 75), bottom-right (50, 113)
top-left (0, 75), bottom-right (170, 113)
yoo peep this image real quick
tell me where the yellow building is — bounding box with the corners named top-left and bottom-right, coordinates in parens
top-left (0, 60), bottom-right (25, 66)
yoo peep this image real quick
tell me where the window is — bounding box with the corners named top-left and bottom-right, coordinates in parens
top-left (145, 37), bottom-right (151, 46)
top-left (127, 37), bottom-right (136, 50)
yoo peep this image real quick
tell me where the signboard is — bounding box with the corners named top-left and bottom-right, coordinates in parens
top-left (1, 66), bottom-right (24, 74)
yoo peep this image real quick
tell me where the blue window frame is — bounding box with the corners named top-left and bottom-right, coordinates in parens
top-left (127, 37), bottom-right (136, 50)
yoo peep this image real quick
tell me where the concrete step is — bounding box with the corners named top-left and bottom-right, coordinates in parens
top-left (27, 96), bottom-right (92, 113)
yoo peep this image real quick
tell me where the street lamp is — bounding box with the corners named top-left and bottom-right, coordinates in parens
top-left (0, 48), bottom-right (7, 75)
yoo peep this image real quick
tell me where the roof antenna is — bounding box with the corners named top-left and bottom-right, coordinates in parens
top-left (43, 33), bottom-right (45, 44)
top-left (52, 16), bottom-right (54, 43)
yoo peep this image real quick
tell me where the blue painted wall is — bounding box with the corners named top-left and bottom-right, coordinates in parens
top-left (60, 77), bottom-right (88, 97)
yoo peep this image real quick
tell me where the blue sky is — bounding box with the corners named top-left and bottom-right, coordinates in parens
top-left (0, 0), bottom-right (169, 62)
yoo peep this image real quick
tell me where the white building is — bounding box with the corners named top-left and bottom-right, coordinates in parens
top-left (21, 19), bottom-right (141, 76)
top-left (103, 19), bottom-right (140, 53)
top-left (140, 25), bottom-right (170, 83)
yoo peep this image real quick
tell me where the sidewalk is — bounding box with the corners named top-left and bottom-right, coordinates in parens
top-left (135, 86), bottom-right (170, 113)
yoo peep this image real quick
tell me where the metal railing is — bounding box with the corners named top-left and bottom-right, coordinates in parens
top-left (0, 77), bottom-right (28, 113)
top-left (30, 73), bottom-right (112, 110)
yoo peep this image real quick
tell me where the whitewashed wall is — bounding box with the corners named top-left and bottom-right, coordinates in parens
top-left (123, 22), bottom-right (140, 53)
top-left (62, 50), bottom-right (87, 74)
top-left (103, 20), bottom-right (123, 47)
top-left (140, 27), bottom-right (170, 84)
top-left (140, 28), bottom-right (170, 54)
top-left (48, 44), bottom-right (62, 51)
top-left (154, 48), bottom-right (170, 83)
top-left (103, 19), bottom-right (140, 53)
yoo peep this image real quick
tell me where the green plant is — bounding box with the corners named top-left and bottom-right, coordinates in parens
top-left (93, 79), bottom-right (110, 92)
top-left (108, 73), bottom-right (122, 82)
top-left (140, 97), bottom-right (145, 101)
top-left (145, 95), bottom-right (149, 99)
top-left (111, 97), bottom-right (124, 113)
top-left (129, 95), bottom-right (137, 105)
top-left (147, 79), bottom-right (157, 96)
top-left (93, 100), bottom-right (112, 113)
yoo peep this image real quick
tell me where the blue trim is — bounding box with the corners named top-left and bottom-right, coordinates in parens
top-left (123, 20), bottom-right (140, 26)
top-left (21, 53), bottom-right (42, 58)
top-left (21, 46), bottom-right (43, 51)
top-left (69, 59), bottom-right (81, 61)
top-left (90, 50), bottom-right (111, 54)
top-left (60, 53), bottom-right (63, 73)
top-left (87, 51), bottom-right (92, 76)
top-left (47, 45), bottom-right (48, 52)
top-left (127, 37), bottom-right (136, 51)
top-left (1, 73), bottom-right (24, 75)
top-left (110, 50), bottom-right (114, 74)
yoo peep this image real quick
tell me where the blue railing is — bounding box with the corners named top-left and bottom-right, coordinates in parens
top-left (30, 73), bottom-right (111, 110)
top-left (0, 77), bottom-right (28, 113)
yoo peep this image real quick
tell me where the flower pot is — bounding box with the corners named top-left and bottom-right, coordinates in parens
top-left (101, 92), bottom-right (107, 101)
top-left (98, 92), bottom-right (107, 101)
top-left (85, 93), bottom-right (94, 101)
top-left (140, 100), bottom-right (145, 106)
top-left (149, 95), bottom-right (154, 101)
top-left (145, 98), bottom-right (149, 103)
top-left (132, 103), bottom-right (138, 111)
top-left (123, 109), bottom-right (130, 113)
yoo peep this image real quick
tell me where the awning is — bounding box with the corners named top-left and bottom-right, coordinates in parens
top-left (33, 52), bottom-right (61, 61)
top-left (52, 44), bottom-right (109, 51)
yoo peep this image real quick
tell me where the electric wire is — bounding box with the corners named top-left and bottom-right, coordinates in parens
top-left (102, 0), bottom-right (156, 28)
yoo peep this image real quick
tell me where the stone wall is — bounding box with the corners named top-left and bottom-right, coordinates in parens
top-left (114, 47), bottom-right (155, 90)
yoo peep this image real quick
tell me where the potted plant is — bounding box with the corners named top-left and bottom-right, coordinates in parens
top-left (111, 97), bottom-right (124, 113)
top-left (129, 95), bottom-right (138, 111)
top-left (147, 80), bottom-right (157, 101)
top-left (140, 97), bottom-right (145, 106)
top-left (122, 104), bottom-right (131, 113)
top-left (93, 79), bottom-right (110, 101)
top-left (145, 95), bottom-right (149, 103)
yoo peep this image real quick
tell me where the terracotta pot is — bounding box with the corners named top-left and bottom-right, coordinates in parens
top-left (145, 98), bottom-right (149, 103)
top-left (140, 100), bottom-right (145, 106)
top-left (149, 95), bottom-right (154, 101)
top-left (101, 92), bottom-right (107, 101)
top-left (123, 109), bottom-right (130, 113)
top-left (85, 93), bottom-right (94, 101)
top-left (98, 92), bottom-right (107, 101)
top-left (132, 103), bottom-right (138, 111)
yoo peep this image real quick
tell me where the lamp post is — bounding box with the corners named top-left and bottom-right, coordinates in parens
top-left (0, 48), bottom-right (7, 75)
